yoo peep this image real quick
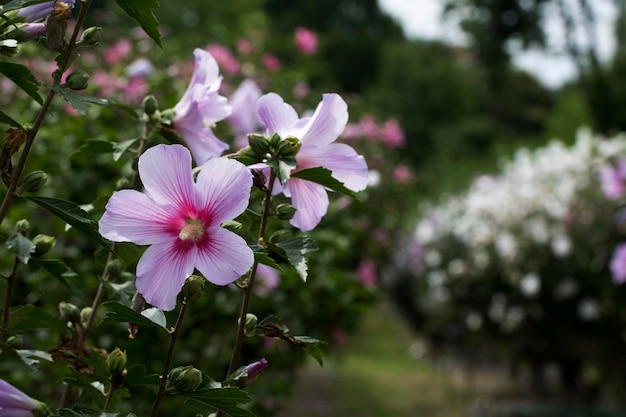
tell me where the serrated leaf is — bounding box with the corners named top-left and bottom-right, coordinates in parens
top-left (112, 138), bottom-right (139, 161)
top-left (0, 62), bottom-right (42, 105)
top-left (98, 301), bottom-right (168, 332)
top-left (25, 196), bottom-right (111, 251)
top-left (273, 236), bottom-right (318, 281)
top-left (291, 167), bottom-right (361, 200)
top-left (50, 85), bottom-right (109, 114)
top-left (180, 387), bottom-right (255, 417)
top-left (7, 304), bottom-right (67, 333)
top-left (125, 363), bottom-right (160, 386)
top-left (6, 232), bottom-right (35, 264)
top-left (70, 139), bottom-right (114, 160)
top-left (0, 110), bottom-right (22, 128)
top-left (252, 248), bottom-right (282, 271)
top-left (114, 0), bottom-right (162, 48)
top-left (30, 258), bottom-right (77, 291)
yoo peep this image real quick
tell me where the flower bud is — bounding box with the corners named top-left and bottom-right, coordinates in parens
top-left (237, 146), bottom-right (262, 164)
top-left (276, 203), bottom-right (297, 220)
top-left (243, 313), bottom-right (258, 336)
top-left (244, 358), bottom-right (268, 384)
top-left (64, 70), bottom-right (90, 90)
top-left (269, 133), bottom-right (282, 148)
top-left (33, 401), bottom-right (52, 417)
top-left (106, 259), bottom-right (123, 277)
top-left (166, 366), bottom-right (202, 394)
top-left (142, 95), bottom-right (158, 116)
top-left (247, 133), bottom-right (270, 155)
top-left (58, 301), bottom-right (80, 323)
top-left (277, 137), bottom-right (302, 157)
top-left (80, 307), bottom-right (92, 325)
top-left (32, 234), bottom-right (55, 257)
top-left (78, 26), bottom-right (102, 46)
top-left (19, 171), bottom-right (48, 193)
top-left (182, 275), bottom-right (205, 302)
top-left (107, 348), bottom-right (127, 378)
top-left (15, 219), bottom-right (30, 233)
top-left (6, 335), bottom-right (22, 348)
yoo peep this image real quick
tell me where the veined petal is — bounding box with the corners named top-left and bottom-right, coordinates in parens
top-left (285, 178), bottom-right (329, 231)
top-left (187, 127), bottom-right (230, 164)
top-left (99, 190), bottom-right (180, 245)
top-left (195, 157), bottom-right (252, 224)
top-left (196, 90), bottom-right (231, 124)
top-left (136, 241), bottom-right (197, 311)
top-left (138, 144), bottom-right (197, 212)
top-left (297, 94), bottom-right (348, 146)
top-left (196, 227), bottom-right (253, 285)
top-left (191, 48), bottom-right (220, 87)
top-left (0, 380), bottom-right (36, 410)
top-left (228, 79), bottom-right (262, 135)
top-left (257, 93), bottom-right (298, 138)
top-left (298, 143), bottom-right (369, 192)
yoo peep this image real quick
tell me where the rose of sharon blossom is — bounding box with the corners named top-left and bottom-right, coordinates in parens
top-left (610, 243), bottom-right (626, 284)
top-left (257, 93), bottom-right (368, 231)
top-left (17, 0), bottom-right (75, 23)
top-left (173, 49), bottom-right (231, 164)
top-left (227, 79), bottom-right (263, 149)
top-left (99, 144), bottom-right (254, 311)
top-left (0, 379), bottom-right (40, 417)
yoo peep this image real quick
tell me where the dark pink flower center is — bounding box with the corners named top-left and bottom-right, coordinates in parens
top-left (178, 218), bottom-right (204, 242)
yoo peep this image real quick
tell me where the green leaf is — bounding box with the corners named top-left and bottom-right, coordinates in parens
top-left (80, 351), bottom-right (109, 379)
top-left (303, 344), bottom-right (324, 367)
top-left (112, 138), bottom-right (139, 161)
top-left (125, 364), bottom-right (160, 386)
top-left (98, 301), bottom-right (168, 332)
top-left (7, 304), bottom-right (67, 333)
top-left (266, 157), bottom-right (297, 185)
top-left (180, 387), bottom-right (255, 417)
top-left (140, 307), bottom-right (166, 328)
top-left (16, 349), bottom-right (53, 368)
top-left (25, 196), bottom-right (111, 251)
top-left (0, 62), bottom-right (42, 105)
top-left (30, 258), bottom-right (77, 291)
top-left (291, 167), bottom-right (361, 200)
top-left (273, 236), bottom-right (318, 281)
top-left (70, 139), bottom-right (114, 160)
top-left (114, 0), bottom-right (162, 48)
top-left (50, 85), bottom-right (109, 114)
top-left (63, 368), bottom-right (106, 406)
top-left (5, 232), bottom-right (35, 264)
top-left (251, 246), bottom-right (282, 271)
top-left (0, 109), bottom-right (22, 128)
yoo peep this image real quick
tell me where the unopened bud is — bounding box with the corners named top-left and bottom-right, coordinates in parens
top-left (243, 313), bottom-right (258, 336)
top-left (166, 366), bottom-right (202, 394)
top-left (6, 335), bottom-right (22, 348)
top-left (19, 171), bottom-right (48, 193)
top-left (244, 358), bottom-right (268, 384)
top-left (32, 234), bottom-right (55, 257)
top-left (80, 307), bottom-right (92, 324)
top-left (247, 134), bottom-right (270, 155)
top-left (58, 301), bottom-right (80, 323)
top-left (65, 71), bottom-right (89, 90)
top-left (142, 95), bottom-right (158, 116)
top-left (78, 26), bottom-right (102, 46)
top-left (269, 133), bottom-right (281, 148)
top-left (106, 259), bottom-right (123, 277)
top-left (276, 203), bottom-right (297, 220)
top-left (107, 348), bottom-right (127, 377)
top-left (277, 137), bottom-right (302, 157)
top-left (182, 275), bottom-right (205, 302)
top-left (32, 400), bottom-right (52, 417)
top-left (15, 219), bottom-right (30, 233)
top-left (237, 147), bottom-right (262, 165)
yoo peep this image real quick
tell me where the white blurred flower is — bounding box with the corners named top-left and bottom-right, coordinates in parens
top-left (520, 273), bottom-right (541, 297)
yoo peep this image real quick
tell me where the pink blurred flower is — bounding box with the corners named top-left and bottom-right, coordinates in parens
top-left (254, 264), bottom-right (280, 297)
top-left (125, 57), bottom-right (154, 78)
top-left (294, 27), bottom-right (318, 55)
top-left (99, 144), bottom-right (254, 311)
top-left (393, 165), bottom-right (414, 184)
top-left (122, 77), bottom-right (149, 106)
top-left (105, 39), bottom-right (132, 66)
top-left (357, 258), bottom-right (377, 288)
top-left (262, 53), bottom-right (282, 72)
top-left (227, 79), bottom-right (263, 149)
top-left (381, 118), bottom-right (405, 148)
top-left (292, 82), bottom-right (310, 99)
top-left (610, 243), bottom-right (626, 284)
top-left (359, 115), bottom-right (380, 140)
top-left (173, 49), bottom-right (232, 163)
top-left (91, 70), bottom-right (123, 97)
top-left (599, 159), bottom-right (626, 200)
top-left (237, 38), bottom-right (254, 55)
top-left (205, 44), bottom-right (240, 75)
top-left (257, 93), bottom-right (368, 231)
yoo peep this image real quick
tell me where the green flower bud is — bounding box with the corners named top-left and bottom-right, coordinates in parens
top-left (15, 219), bottom-right (30, 233)
top-left (32, 234), bottom-right (56, 257)
top-left (80, 307), bottom-right (92, 324)
top-left (269, 133), bottom-right (282, 148)
top-left (236, 146), bottom-right (262, 165)
top-left (142, 95), bottom-right (158, 116)
top-left (6, 335), bottom-right (22, 348)
top-left (107, 348), bottom-right (127, 377)
top-left (19, 171), bottom-right (48, 193)
top-left (65, 70), bottom-right (90, 90)
top-left (166, 366), bottom-right (202, 394)
top-left (182, 275), bottom-right (205, 302)
top-left (277, 137), bottom-right (302, 157)
top-left (247, 133), bottom-right (270, 155)
top-left (276, 203), bottom-right (297, 220)
top-left (78, 26), bottom-right (102, 46)
top-left (243, 313), bottom-right (258, 336)
top-left (106, 259), bottom-right (123, 277)
top-left (58, 301), bottom-right (80, 323)
top-left (32, 401), bottom-right (52, 417)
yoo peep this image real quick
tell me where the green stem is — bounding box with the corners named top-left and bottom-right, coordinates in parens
top-left (1, 257), bottom-right (20, 331)
top-left (225, 171), bottom-right (276, 378)
top-left (103, 386), bottom-right (116, 413)
top-left (149, 299), bottom-right (189, 417)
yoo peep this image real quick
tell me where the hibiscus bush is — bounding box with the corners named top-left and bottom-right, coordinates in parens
top-left (389, 129), bottom-right (626, 402)
top-left (0, 1), bottom-right (388, 416)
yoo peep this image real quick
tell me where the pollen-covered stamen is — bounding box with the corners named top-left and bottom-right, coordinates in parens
top-left (179, 218), bottom-right (204, 241)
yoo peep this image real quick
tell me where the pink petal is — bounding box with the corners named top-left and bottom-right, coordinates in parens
top-left (136, 241), bottom-right (197, 311)
top-left (298, 143), bottom-right (368, 192)
top-left (99, 190), bottom-right (180, 245)
top-left (0, 380), bottom-right (36, 410)
top-left (297, 94), bottom-right (348, 146)
top-left (257, 93), bottom-right (298, 138)
top-left (187, 127), bottom-right (230, 164)
top-left (138, 144), bottom-right (197, 211)
top-left (284, 178), bottom-right (329, 231)
top-left (196, 227), bottom-right (254, 285)
top-left (195, 157), bottom-right (252, 224)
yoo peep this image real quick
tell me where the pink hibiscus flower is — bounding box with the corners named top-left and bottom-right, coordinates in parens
top-left (99, 144), bottom-right (254, 311)
top-left (257, 93), bottom-right (368, 231)
top-left (173, 49), bottom-right (231, 164)
top-left (0, 378), bottom-right (40, 417)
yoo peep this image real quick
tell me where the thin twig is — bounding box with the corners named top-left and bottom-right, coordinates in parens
top-left (1, 257), bottom-right (20, 331)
